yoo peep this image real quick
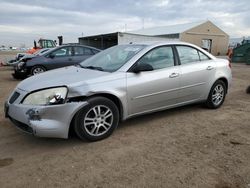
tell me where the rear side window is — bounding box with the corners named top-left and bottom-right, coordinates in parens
top-left (198, 51), bottom-right (210, 61)
top-left (92, 49), bottom-right (100, 54)
top-left (74, 47), bottom-right (93, 56)
top-left (137, 46), bottom-right (175, 70)
top-left (176, 46), bottom-right (200, 64)
top-left (176, 46), bottom-right (211, 64)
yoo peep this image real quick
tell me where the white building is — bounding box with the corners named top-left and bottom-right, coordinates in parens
top-left (79, 20), bottom-right (229, 55)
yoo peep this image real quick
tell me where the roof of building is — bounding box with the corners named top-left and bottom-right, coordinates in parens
top-left (127, 20), bottom-right (208, 36)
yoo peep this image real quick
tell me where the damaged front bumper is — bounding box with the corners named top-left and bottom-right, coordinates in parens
top-left (5, 90), bottom-right (88, 139)
top-left (12, 66), bottom-right (28, 79)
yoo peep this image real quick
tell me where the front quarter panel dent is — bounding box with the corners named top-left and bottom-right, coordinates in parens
top-left (23, 102), bottom-right (89, 138)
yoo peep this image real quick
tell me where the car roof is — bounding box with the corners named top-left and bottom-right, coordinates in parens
top-left (128, 41), bottom-right (196, 46)
top-left (60, 44), bottom-right (101, 51)
top-left (41, 44), bottom-right (101, 56)
top-left (126, 41), bottom-right (215, 58)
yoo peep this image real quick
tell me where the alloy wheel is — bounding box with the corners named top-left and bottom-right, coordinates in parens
top-left (212, 84), bottom-right (224, 106)
top-left (84, 105), bottom-right (113, 136)
top-left (33, 67), bottom-right (45, 75)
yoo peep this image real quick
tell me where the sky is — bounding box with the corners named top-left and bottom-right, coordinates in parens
top-left (0, 0), bottom-right (250, 47)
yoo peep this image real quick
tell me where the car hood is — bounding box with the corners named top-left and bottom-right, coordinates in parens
top-left (21, 54), bottom-right (35, 60)
top-left (17, 66), bottom-right (112, 92)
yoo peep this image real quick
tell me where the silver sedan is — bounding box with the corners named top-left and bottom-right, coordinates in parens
top-left (5, 42), bottom-right (232, 141)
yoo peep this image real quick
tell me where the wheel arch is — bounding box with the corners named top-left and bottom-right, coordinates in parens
top-left (30, 65), bottom-right (47, 75)
top-left (216, 77), bottom-right (228, 93)
top-left (88, 93), bottom-right (124, 120)
top-left (68, 92), bottom-right (124, 137)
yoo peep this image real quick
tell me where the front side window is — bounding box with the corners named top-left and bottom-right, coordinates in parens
top-left (137, 46), bottom-right (174, 70)
top-left (50, 47), bottom-right (72, 57)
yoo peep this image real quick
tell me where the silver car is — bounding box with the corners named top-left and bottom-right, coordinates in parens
top-left (5, 42), bottom-right (232, 141)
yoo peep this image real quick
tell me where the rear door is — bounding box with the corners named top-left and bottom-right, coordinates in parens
top-left (175, 45), bottom-right (216, 102)
top-left (126, 46), bottom-right (181, 115)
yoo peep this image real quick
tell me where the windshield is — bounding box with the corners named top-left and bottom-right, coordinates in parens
top-left (42, 47), bottom-right (57, 56)
top-left (34, 48), bottom-right (50, 56)
top-left (80, 45), bottom-right (146, 72)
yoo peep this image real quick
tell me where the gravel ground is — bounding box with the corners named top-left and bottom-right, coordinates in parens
top-left (0, 52), bottom-right (250, 188)
top-left (0, 51), bottom-right (21, 65)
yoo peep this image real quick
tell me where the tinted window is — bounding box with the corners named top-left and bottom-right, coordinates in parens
top-left (137, 46), bottom-right (174, 70)
top-left (74, 47), bottom-right (93, 56)
top-left (50, 47), bottom-right (72, 57)
top-left (176, 46), bottom-right (200, 64)
top-left (92, 49), bottom-right (100, 54)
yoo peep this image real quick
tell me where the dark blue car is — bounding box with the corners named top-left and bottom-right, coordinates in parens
top-left (13, 44), bottom-right (100, 79)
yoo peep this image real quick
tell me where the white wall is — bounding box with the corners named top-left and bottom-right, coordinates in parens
top-left (118, 33), bottom-right (179, 44)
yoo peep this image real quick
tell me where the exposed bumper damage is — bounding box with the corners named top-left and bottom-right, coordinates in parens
top-left (6, 101), bottom-right (88, 139)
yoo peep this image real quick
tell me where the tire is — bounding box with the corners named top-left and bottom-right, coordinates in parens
top-left (206, 80), bottom-right (226, 109)
top-left (12, 72), bottom-right (27, 79)
top-left (246, 86), bottom-right (250, 94)
top-left (74, 97), bottom-right (119, 141)
top-left (31, 66), bottom-right (46, 75)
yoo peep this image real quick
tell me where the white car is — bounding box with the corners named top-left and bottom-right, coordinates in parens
top-left (5, 42), bottom-right (232, 141)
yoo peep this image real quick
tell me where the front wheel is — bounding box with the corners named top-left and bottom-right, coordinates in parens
top-left (74, 97), bottom-right (119, 141)
top-left (206, 80), bottom-right (226, 109)
top-left (31, 66), bottom-right (46, 75)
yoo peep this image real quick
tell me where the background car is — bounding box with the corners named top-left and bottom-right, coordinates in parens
top-left (5, 42), bottom-right (232, 141)
top-left (7, 48), bottom-right (50, 67)
top-left (13, 44), bottom-right (100, 79)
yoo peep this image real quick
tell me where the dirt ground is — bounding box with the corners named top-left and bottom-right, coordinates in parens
top-left (0, 52), bottom-right (250, 188)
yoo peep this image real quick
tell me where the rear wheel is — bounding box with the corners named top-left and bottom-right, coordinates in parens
top-left (206, 80), bottom-right (226, 109)
top-left (74, 97), bottom-right (119, 141)
top-left (31, 66), bottom-right (46, 75)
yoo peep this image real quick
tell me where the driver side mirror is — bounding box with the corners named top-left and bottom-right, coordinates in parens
top-left (133, 63), bottom-right (153, 73)
top-left (49, 54), bottom-right (55, 59)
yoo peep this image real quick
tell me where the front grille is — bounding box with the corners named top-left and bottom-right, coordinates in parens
top-left (9, 117), bottom-right (33, 134)
top-left (9, 92), bottom-right (20, 104)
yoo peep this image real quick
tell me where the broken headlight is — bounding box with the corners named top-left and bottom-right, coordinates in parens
top-left (17, 61), bottom-right (25, 69)
top-left (22, 87), bottom-right (68, 105)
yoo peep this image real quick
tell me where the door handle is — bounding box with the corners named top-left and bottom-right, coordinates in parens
top-left (68, 58), bottom-right (73, 61)
top-left (169, 73), bottom-right (179, 78)
top-left (207, 66), bottom-right (214, 70)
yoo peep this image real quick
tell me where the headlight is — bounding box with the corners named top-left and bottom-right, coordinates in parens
top-left (17, 61), bottom-right (25, 69)
top-left (22, 87), bottom-right (68, 105)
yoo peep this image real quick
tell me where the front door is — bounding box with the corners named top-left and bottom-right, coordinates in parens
top-left (47, 46), bottom-right (73, 69)
top-left (126, 46), bottom-right (181, 116)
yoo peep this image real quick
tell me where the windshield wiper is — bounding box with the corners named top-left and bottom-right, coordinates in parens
top-left (81, 65), bottom-right (104, 71)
